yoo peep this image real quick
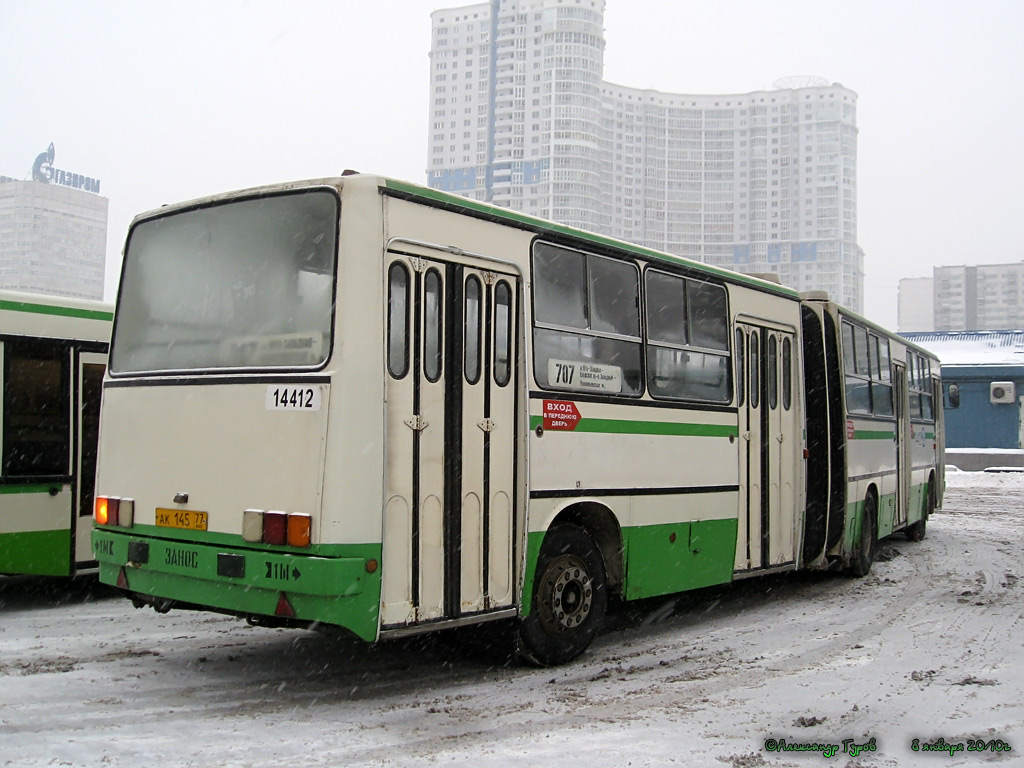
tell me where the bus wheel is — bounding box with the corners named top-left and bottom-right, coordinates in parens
top-left (517, 524), bottom-right (607, 666)
top-left (850, 495), bottom-right (877, 577)
top-left (905, 482), bottom-right (933, 542)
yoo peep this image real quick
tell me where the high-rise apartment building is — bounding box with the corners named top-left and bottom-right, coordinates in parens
top-left (427, 0), bottom-right (864, 311)
top-left (900, 263), bottom-right (1024, 332)
top-left (0, 170), bottom-right (107, 300)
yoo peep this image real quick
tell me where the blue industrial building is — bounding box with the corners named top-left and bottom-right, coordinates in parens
top-left (902, 331), bottom-right (1024, 469)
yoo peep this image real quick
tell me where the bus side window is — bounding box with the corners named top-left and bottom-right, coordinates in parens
top-left (387, 263), bottom-right (410, 379)
top-left (946, 383), bottom-right (960, 409)
top-left (735, 329), bottom-right (745, 407)
top-left (464, 275), bottom-right (482, 385)
top-left (841, 322), bottom-right (872, 415)
top-left (870, 334), bottom-right (893, 417)
top-left (749, 332), bottom-right (760, 409)
top-left (494, 281), bottom-right (512, 387)
top-left (2, 339), bottom-right (70, 477)
top-left (782, 337), bottom-right (792, 411)
top-left (424, 269), bottom-right (443, 383)
top-left (532, 242), bottom-right (642, 395)
top-left (841, 322), bottom-right (856, 374)
top-left (644, 270), bottom-right (729, 403)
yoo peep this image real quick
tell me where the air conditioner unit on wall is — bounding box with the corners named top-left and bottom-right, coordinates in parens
top-left (990, 381), bottom-right (1016, 404)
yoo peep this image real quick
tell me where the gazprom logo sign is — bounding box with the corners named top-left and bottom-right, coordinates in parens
top-left (32, 143), bottom-right (101, 194)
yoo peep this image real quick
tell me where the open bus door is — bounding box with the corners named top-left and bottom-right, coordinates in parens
top-left (74, 351), bottom-right (106, 570)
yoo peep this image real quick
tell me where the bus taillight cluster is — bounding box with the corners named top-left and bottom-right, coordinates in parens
top-left (94, 496), bottom-right (134, 527)
top-left (242, 509), bottom-right (311, 548)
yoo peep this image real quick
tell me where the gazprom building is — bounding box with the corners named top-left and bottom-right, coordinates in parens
top-left (0, 144), bottom-right (107, 300)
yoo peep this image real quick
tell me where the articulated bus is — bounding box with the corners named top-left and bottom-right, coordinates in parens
top-left (1, 291), bottom-right (111, 577)
top-left (91, 174), bottom-right (942, 664)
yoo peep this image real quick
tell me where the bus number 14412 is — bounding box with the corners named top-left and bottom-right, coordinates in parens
top-left (265, 385), bottom-right (322, 411)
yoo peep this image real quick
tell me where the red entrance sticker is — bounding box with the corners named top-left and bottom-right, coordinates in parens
top-left (543, 399), bottom-right (581, 431)
top-left (846, 419), bottom-right (855, 440)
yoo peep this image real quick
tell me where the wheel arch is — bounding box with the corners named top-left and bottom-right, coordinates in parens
top-left (532, 500), bottom-right (624, 593)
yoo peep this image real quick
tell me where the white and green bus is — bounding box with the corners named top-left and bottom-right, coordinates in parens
top-left (92, 174), bottom-right (941, 664)
top-left (1, 291), bottom-right (111, 577)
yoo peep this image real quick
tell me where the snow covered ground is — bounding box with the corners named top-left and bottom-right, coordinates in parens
top-left (1, 471), bottom-right (1021, 767)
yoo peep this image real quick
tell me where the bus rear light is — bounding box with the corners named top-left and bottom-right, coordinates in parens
top-left (242, 509), bottom-right (264, 542)
top-left (287, 514), bottom-right (311, 548)
top-left (94, 496), bottom-right (110, 525)
top-left (119, 498), bottom-right (135, 527)
top-left (263, 511), bottom-right (288, 545)
top-left (106, 497), bottom-right (120, 526)
top-left (241, 509), bottom-right (312, 547)
top-left (94, 496), bottom-right (133, 527)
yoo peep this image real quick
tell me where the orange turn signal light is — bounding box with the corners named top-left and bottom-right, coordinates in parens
top-left (287, 514), bottom-right (311, 548)
top-left (95, 496), bottom-right (110, 525)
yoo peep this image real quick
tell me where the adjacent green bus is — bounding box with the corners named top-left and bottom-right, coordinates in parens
top-left (1, 291), bottom-right (111, 577)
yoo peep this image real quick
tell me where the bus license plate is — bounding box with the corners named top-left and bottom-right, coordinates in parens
top-left (155, 508), bottom-right (208, 531)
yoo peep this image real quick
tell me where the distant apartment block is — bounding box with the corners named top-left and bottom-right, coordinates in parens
top-left (897, 263), bottom-right (1024, 332)
top-left (897, 277), bottom-right (935, 332)
top-left (427, 0), bottom-right (864, 311)
top-left (0, 178), bottom-right (107, 301)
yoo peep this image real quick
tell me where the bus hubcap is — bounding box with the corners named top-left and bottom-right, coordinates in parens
top-left (545, 558), bottom-right (592, 632)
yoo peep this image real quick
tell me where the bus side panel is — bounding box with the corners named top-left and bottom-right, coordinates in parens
top-left (0, 486), bottom-right (73, 576)
top-left (622, 514), bottom-right (737, 600)
top-left (526, 407), bottom-right (739, 603)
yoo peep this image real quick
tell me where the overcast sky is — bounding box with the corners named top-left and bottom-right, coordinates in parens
top-left (3, 0), bottom-right (1023, 327)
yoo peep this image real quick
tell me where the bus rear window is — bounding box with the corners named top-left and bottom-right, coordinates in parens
top-left (111, 189), bottom-right (338, 374)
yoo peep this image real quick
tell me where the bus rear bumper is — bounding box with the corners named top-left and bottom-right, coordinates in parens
top-left (92, 528), bottom-right (381, 641)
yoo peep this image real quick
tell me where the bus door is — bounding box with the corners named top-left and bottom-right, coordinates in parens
top-left (735, 322), bottom-right (798, 572)
top-left (893, 362), bottom-right (910, 528)
top-left (74, 351), bottom-right (106, 567)
top-left (382, 251), bottom-right (519, 628)
top-left (0, 338), bottom-right (74, 576)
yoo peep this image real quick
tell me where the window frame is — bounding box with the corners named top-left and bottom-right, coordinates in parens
top-left (110, 186), bottom-right (341, 377)
top-left (387, 262), bottom-right (411, 380)
top-left (464, 273), bottom-right (482, 385)
top-left (493, 279), bottom-right (513, 388)
top-left (531, 241), bottom-right (643, 398)
top-left (423, 268), bottom-right (444, 384)
top-left (2, 337), bottom-right (72, 480)
top-left (643, 267), bottom-right (732, 404)
top-left (841, 320), bottom-right (893, 419)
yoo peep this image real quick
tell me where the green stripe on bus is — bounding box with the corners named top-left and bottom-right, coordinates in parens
top-left (0, 528), bottom-right (71, 576)
top-left (0, 298), bottom-right (113, 322)
top-left (529, 414), bottom-right (737, 438)
top-left (383, 179), bottom-right (799, 298)
top-left (0, 484), bottom-right (63, 494)
top-left (852, 430), bottom-right (894, 440)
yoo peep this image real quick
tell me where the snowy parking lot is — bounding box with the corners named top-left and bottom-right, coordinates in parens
top-left (1, 470), bottom-right (1021, 767)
